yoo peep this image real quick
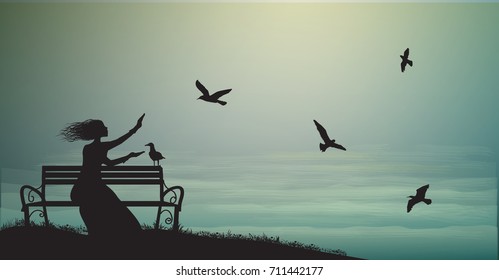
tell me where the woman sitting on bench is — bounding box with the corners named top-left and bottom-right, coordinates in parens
top-left (59, 113), bottom-right (146, 237)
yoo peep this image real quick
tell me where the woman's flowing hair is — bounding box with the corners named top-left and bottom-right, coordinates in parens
top-left (59, 119), bottom-right (102, 142)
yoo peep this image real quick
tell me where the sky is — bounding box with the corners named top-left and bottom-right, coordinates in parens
top-left (0, 2), bottom-right (498, 260)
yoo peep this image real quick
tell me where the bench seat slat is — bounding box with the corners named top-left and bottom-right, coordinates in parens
top-left (44, 179), bottom-right (163, 185)
top-left (25, 201), bottom-right (178, 207)
top-left (45, 172), bottom-right (162, 179)
top-left (43, 166), bottom-right (161, 172)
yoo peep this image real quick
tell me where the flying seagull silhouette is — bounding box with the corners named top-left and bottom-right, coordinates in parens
top-left (145, 143), bottom-right (165, 166)
top-left (400, 48), bottom-right (413, 72)
top-left (407, 184), bottom-right (432, 213)
top-left (313, 120), bottom-right (346, 152)
top-left (195, 80), bottom-right (232, 106)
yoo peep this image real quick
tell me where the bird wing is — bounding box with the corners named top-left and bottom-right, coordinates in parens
top-left (407, 198), bottom-right (416, 213)
top-left (416, 184), bottom-right (429, 197)
top-left (195, 80), bottom-right (210, 96)
top-left (332, 142), bottom-right (347, 151)
top-left (313, 120), bottom-right (331, 142)
top-left (404, 48), bottom-right (410, 57)
top-left (151, 151), bottom-right (165, 160)
top-left (211, 89), bottom-right (232, 99)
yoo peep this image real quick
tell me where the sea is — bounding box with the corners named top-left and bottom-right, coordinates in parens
top-left (1, 145), bottom-right (497, 260)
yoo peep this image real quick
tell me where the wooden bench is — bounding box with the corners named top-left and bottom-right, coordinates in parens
top-left (20, 166), bottom-right (185, 231)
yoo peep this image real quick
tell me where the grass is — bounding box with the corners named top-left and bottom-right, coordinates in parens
top-left (178, 228), bottom-right (347, 257)
top-left (1, 219), bottom-right (347, 257)
top-left (0, 219), bottom-right (88, 234)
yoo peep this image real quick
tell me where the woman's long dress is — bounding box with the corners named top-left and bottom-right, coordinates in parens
top-left (70, 142), bottom-right (141, 236)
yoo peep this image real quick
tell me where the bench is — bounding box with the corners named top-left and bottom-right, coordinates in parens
top-left (20, 165), bottom-right (185, 232)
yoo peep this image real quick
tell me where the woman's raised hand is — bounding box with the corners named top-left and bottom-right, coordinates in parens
top-left (136, 113), bottom-right (145, 129)
top-left (130, 113), bottom-right (145, 134)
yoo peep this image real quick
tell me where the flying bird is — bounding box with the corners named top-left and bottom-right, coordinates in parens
top-left (195, 80), bottom-right (232, 106)
top-left (407, 184), bottom-right (432, 213)
top-left (313, 120), bottom-right (346, 152)
top-left (400, 48), bottom-right (413, 72)
top-left (145, 143), bottom-right (165, 166)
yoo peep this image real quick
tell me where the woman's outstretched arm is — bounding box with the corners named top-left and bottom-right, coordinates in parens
top-left (106, 113), bottom-right (145, 150)
top-left (103, 151), bottom-right (145, 166)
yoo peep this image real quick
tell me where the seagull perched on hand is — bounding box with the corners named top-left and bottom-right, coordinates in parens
top-left (407, 184), bottom-right (432, 213)
top-left (400, 48), bottom-right (413, 73)
top-left (195, 80), bottom-right (232, 106)
top-left (145, 143), bottom-right (165, 166)
top-left (313, 120), bottom-right (346, 152)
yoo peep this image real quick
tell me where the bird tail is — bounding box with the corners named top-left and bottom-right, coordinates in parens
top-left (218, 100), bottom-right (227, 106)
top-left (319, 143), bottom-right (327, 152)
top-left (407, 59), bottom-right (413, 67)
top-left (423, 198), bottom-right (432, 205)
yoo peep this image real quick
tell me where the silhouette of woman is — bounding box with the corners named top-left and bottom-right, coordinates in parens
top-left (60, 114), bottom-right (146, 236)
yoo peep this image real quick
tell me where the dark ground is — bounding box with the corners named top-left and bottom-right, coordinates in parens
top-left (0, 226), bottom-right (362, 260)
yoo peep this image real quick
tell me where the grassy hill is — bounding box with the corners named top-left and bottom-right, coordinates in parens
top-left (0, 224), bottom-right (361, 260)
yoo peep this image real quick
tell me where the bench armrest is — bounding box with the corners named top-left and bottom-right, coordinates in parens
top-left (161, 185), bottom-right (185, 211)
top-left (20, 185), bottom-right (45, 211)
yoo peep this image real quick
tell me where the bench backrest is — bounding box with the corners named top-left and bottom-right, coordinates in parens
top-left (42, 166), bottom-right (164, 186)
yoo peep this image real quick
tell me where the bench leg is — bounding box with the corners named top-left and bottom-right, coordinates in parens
top-left (43, 206), bottom-right (49, 226)
top-left (23, 207), bottom-right (30, 226)
top-left (155, 206), bottom-right (161, 230)
top-left (173, 207), bottom-right (180, 232)
top-left (155, 206), bottom-right (179, 232)
top-left (22, 206), bottom-right (49, 226)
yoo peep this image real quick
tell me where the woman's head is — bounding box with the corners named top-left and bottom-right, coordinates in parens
top-left (59, 119), bottom-right (108, 142)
